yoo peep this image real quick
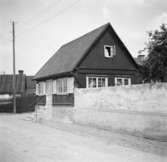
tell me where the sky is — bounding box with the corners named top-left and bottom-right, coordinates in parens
top-left (0, 0), bottom-right (167, 75)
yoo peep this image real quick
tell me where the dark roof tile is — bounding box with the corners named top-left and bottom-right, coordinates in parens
top-left (34, 23), bottom-right (110, 80)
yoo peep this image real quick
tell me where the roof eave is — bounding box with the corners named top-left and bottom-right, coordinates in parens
top-left (34, 71), bottom-right (74, 81)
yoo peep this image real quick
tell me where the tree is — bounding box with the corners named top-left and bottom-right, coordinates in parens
top-left (143, 24), bottom-right (167, 82)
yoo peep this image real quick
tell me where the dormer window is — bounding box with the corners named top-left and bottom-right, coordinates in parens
top-left (104, 45), bottom-right (116, 58)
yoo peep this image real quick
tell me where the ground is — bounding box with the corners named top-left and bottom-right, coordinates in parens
top-left (0, 113), bottom-right (167, 162)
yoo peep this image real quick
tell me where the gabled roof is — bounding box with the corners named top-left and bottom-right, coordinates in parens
top-left (34, 23), bottom-right (110, 80)
top-left (34, 23), bottom-right (138, 80)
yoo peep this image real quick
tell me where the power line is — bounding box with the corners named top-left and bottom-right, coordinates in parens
top-left (20, 0), bottom-right (63, 27)
top-left (18, 0), bottom-right (81, 33)
top-left (40, 0), bottom-right (82, 24)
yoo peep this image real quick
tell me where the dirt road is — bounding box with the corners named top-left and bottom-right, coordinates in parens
top-left (0, 114), bottom-right (166, 162)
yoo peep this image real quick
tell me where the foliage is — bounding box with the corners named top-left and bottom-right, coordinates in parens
top-left (142, 24), bottom-right (167, 82)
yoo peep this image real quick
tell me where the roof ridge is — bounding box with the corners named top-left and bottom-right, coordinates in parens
top-left (61, 22), bottom-right (110, 48)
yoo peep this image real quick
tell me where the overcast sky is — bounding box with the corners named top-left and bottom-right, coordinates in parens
top-left (0, 0), bottom-right (167, 75)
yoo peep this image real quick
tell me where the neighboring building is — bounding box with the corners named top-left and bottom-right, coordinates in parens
top-left (0, 70), bottom-right (35, 96)
top-left (34, 22), bottom-right (141, 110)
top-left (0, 70), bottom-right (36, 106)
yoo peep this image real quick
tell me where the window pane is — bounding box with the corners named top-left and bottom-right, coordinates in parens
top-left (88, 77), bottom-right (97, 88)
top-left (60, 80), bottom-right (62, 93)
top-left (101, 78), bottom-right (106, 87)
top-left (124, 79), bottom-right (129, 85)
top-left (117, 79), bottom-right (122, 85)
top-left (87, 77), bottom-right (108, 88)
top-left (92, 78), bottom-right (96, 87)
top-left (88, 78), bottom-right (92, 88)
top-left (56, 78), bottom-right (69, 94)
top-left (98, 78), bottom-right (102, 87)
top-left (104, 45), bottom-right (116, 58)
top-left (56, 80), bottom-right (61, 93)
top-left (98, 78), bottom-right (106, 87)
top-left (63, 79), bottom-right (67, 93)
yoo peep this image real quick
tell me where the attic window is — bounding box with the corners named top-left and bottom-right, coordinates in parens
top-left (104, 45), bottom-right (116, 58)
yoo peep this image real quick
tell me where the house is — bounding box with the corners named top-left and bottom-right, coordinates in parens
top-left (34, 22), bottom-right (141, 113)
top-left (0, 70), bottom-right (36, 112)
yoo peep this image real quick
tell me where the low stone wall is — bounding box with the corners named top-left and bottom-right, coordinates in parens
top-left (52, 106), bottom-right (73, 123)
top-left (73, 83), bottom-right (167, 140)
top-left (75, 83), bottom-right (167, 113)
top-left (73, 108), bottom-right (167, 140)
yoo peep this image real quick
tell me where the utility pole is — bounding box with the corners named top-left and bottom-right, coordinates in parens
top-left (12, 21), bottom-right (16, 113)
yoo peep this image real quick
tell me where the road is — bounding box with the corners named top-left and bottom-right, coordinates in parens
top-left (0, 113), bottom-right (166, 162)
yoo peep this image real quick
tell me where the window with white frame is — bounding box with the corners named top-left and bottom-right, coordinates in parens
top-left (36, 82), bottom-right (46, 95)
top-left (53, 77), bottom-right (74, 95)
top-left (104, 45), bottom-right (116, 58)
top-left (115, 77), bottom-right (131, 86)
top-left (56, 78), bottom-right (68, 94)
top-left (86, 76), bottom-right (108, 88)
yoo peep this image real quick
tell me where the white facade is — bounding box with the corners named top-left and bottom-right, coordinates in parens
top-left (35, 77), bottom-right (74, 120)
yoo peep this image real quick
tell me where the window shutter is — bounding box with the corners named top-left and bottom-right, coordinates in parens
top-left (46, 80), bottom-right (53, 95)
top-left (67, 77), bottom-right (74, 93)
top-left (36, 83), bottom-right (39, 95)
top-left (128, 78), bottom-right (131, 85)
top-left (53, 80), bottom-right (57, 94)
top-left (42, 82), bottom-right (46, 95)
top-left (105, 78), bottom-right (108, 87)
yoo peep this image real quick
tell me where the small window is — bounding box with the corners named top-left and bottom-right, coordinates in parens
top-left (115, 77), bottom-right (131, 86)
top-left (104, 45), bottom-right (116, 58)
top-left (86, 76), bottom-right (108, 88)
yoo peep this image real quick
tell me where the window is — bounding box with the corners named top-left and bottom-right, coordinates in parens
top-left (115, 77), bottom-right (131, 86)
top-left (56, 78), bottom-right (68, 94)
top-left (53, 77), bottom-right (74, 95)
top-left (86, 76), bottom-right (108, 88)
top-left (104, 45), bottom-right (116, 58)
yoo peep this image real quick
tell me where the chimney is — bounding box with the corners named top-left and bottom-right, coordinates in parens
top-left (137, 55), bottom-right (145, 62)
top-left (18, 70), bottom-right (24, 75)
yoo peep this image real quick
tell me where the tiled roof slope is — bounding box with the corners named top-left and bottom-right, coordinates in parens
top-left (34, 23), bottom-right (110, 80)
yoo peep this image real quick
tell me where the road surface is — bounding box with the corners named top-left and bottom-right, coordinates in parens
top-left (0, 113), bottom-right (166, 162)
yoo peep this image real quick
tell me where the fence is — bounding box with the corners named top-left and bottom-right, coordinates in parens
top-left (0, 94), bottom-right (36, 113)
